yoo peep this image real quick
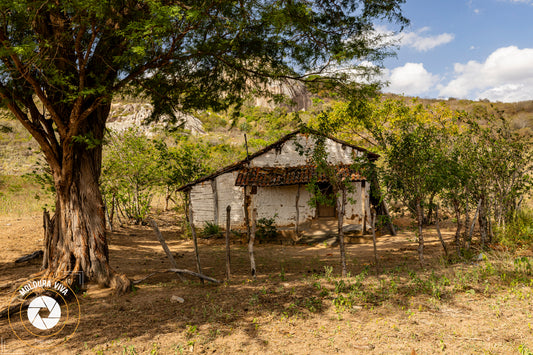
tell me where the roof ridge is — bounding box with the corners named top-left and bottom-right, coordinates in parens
top-left (177, 129), bottom-right (377, 191)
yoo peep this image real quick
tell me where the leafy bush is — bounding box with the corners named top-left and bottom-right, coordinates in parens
top-left (256, 215), bottom-right (278, 242)
top-left (101, 128), bottom-right (160, 224)
top-left (495, 209), bottom-right (533, 248)
top-left (201, 221), bottom-right (222, 239)
top-left (154, 135), bottom-right (212, 211)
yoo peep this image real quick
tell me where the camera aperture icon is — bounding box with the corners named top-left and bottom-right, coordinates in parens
top-left (27, 296), bottom-right (61, 330)
top-left (9, 277), bottom-right (81, 349)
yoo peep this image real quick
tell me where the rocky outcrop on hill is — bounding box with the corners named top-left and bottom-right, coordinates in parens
top-left (252, 80), bottom-right (312, 112)
top-left (107, 103), bottom-right (205, 135)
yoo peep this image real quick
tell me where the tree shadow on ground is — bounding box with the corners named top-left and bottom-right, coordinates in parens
top-left (0, 221), bottom-right (483, 354)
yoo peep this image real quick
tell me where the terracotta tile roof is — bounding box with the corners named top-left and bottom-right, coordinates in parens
top-left (235, 164), bottom-right (364, 187)
top-left (178, 129), bottom-right (378, 191)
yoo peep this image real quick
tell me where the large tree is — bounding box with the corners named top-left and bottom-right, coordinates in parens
top-left (0, 0), bottom-right (406, 293)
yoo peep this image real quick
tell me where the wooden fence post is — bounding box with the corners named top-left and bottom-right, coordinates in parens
top-left (249, 208), bottom-right (257, 279)
top-left (371, 210), bottom-right (379, 277)
top-left (188, 195), bottom-right (203, 282)
top-left (295, 184), bottom-right (300, 236)
top-left (338, 187), bottom-right (347, 277)
top-left (211, 179), bottom-right (219, 226)
top-left (225, 205), bottom-right (231, 280)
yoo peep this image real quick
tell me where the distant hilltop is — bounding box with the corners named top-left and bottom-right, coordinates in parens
top-left (107, 102), bottom-right (206, 136)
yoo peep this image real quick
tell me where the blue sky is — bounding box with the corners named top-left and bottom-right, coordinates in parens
top-left (379, 0), bottom-right (533, 102)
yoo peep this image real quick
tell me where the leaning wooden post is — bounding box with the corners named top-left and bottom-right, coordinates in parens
top-left (435, 205), bottom-right (448, 256)
top-left (371, 210), bottom-right (379, 277)
top-left (225, 205), bottom-right (231, 280)
top-left (149, 218), bottom-right (179, 269)
top-left (249, 208), bottom-right (257, 279)
top-left (187, 193), bottom-right (203, 281)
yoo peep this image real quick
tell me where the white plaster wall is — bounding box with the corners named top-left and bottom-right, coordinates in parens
top-left (190, 181), bottom-right (214, 226)
top-left (324, 139), bottom-right (364, 164)
top-left (189, 133), bottom-right (369, 229)
top-left (252, 185), bottom-right (314, 226)
top-left (191, 177), bottom-right (366, 228)
top-left (252, 135), bottom-right (361, 167)
top-left (215, 171), bottom-right (245, 226)
top-left (343, 181), bottom-right (366, 224)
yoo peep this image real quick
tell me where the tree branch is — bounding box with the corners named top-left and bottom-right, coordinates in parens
top-left (0, 31), bottom-right (67, 136)
top-left (0, 86), bottom-right (60, 173)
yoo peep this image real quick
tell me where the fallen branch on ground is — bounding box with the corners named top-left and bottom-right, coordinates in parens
top-left (0, 300), bottom-right (31, 319)
top-left (148, 218), bottom-right (184, 281)
top-left (133, 269), bottom-right (221, 285)
top-left (15, 250), bottom-right (43, 263)
top-left (0, 277), bottom-right (36, 292)
top-left (168, 269), bottom-right (221, 283)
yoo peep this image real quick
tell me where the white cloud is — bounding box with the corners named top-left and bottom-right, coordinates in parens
top-left (373, 26), bottom-right (454, 52)
top-left (439, 46), bottom-right (533, 102)
top-left (383, 63), bottom-right (440, 96)
top-left (396, 27), bottom-right (454, 52)
top-left (504, 0), bottom-right (533, 4)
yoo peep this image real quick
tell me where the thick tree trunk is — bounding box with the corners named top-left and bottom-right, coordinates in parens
top-left (43, 149), bottom-right (130, 293)
top-left (42, 105), bottom-right (130, 294)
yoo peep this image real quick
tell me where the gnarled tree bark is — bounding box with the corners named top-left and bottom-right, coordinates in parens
top-left (39, 106), bottom-right (131, 294)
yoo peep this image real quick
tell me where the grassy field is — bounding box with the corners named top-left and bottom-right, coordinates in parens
top-left (0, 207), bottom-right (532, 354)
top-left (0, 175), bottom-right (53, 217)
top-left (0, 103), bottom-right (532, 353)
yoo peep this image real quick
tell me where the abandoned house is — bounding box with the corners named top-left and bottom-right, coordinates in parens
top-left (177, 130), bottom-right (383, 235)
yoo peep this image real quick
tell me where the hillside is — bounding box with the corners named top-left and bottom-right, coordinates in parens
top-left (1, 93), bottom-right (533, 177)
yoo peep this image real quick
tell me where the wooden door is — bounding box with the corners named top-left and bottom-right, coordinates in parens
top-left (317, 183), bottom-right (336, 218)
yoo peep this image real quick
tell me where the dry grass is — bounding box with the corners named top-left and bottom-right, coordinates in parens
top-left (0, 175), bottom-right (53, 217)
top-left (0, 211), bottom-right (532, 354)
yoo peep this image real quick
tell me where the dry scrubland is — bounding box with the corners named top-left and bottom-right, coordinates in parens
top-left (1, 98), bottom-right (533, 354)
top-left (0, 208), bottom-right (532, 354)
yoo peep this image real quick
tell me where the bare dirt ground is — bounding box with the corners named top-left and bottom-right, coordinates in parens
top-left (0, 213), bottom-right (532, 354)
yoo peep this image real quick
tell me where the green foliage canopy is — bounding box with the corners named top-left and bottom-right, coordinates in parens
top-left (0, 0), bottom-right (408, 181)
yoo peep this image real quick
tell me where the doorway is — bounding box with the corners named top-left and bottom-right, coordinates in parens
top-left (316, 182), bottom-right (336, 218)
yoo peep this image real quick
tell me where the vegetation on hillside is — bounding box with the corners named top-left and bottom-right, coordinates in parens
top-left (1, 91), bottom-right (532, 254)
